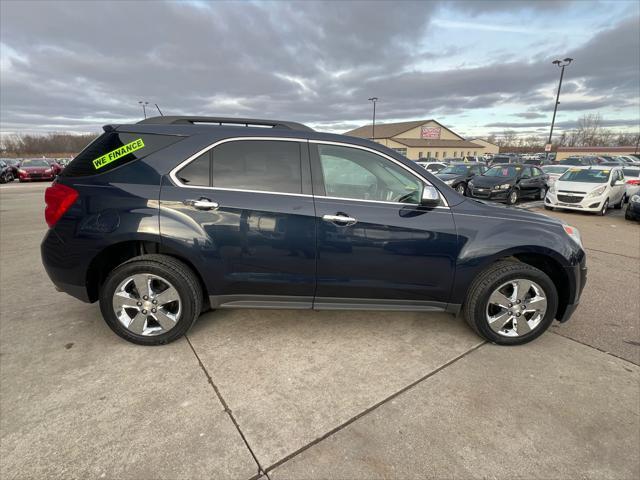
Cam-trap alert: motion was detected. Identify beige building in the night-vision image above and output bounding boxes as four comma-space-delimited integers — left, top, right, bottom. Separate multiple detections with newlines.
344, 119, 498, 160
468, 138, 500, 155
556, 146, 639, 161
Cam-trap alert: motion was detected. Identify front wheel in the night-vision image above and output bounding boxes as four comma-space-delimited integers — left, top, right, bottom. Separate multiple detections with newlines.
599, 199, 609, 216
463, 260, 558, 345
455, 183, 466, 195
506, 189, 519, 205
99, 254, 203, 345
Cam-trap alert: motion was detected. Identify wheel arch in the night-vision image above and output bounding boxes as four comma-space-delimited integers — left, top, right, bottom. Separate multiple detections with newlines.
85, 240, 209, 308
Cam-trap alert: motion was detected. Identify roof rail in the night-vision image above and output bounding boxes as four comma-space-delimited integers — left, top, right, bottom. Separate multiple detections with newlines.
137, 116, 314, 132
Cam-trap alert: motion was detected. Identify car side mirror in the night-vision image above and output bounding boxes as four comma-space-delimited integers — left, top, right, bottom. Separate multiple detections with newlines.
421, 185, 441, 207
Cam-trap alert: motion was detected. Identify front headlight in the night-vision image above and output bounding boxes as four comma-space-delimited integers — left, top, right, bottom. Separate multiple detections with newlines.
587, 185, 607, 198
494, 183, 511, 190
549, 184, 557, 194
631, 194, 640, 203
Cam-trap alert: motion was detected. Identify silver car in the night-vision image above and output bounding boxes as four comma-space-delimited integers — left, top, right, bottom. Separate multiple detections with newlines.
622, 167, 640, 200
541, 165, 570, 188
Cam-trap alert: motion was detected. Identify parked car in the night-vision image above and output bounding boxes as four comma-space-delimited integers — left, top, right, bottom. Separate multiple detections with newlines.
615, 156, 640, 165
416, 161, 447, 173
468, 163, 548, 205
557, 156, 593, 166
0, 160, 15, 183
2, 158, 21, 178
545, 166, 625, 215
436, 162, 488, 194
488, 154, 519, 165
524, 158, 553, 166
622, 167, 640, 200
41, 115, 587, 347
625, 194, 640, 221
541, 165, 570, 187
17, 159, 56, 182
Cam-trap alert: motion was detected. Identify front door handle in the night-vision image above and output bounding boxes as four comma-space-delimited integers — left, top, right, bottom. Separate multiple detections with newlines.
185, 198, 219, 210
322, 213, 358, 226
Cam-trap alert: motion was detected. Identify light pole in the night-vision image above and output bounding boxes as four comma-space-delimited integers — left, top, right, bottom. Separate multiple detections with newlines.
368, 97, 378, 140
138, 101, 149, 119
546, 58, 573, 158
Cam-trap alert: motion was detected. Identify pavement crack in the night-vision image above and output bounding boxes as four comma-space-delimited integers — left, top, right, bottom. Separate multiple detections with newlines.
185, 335, 269, 479
584, 247, 639, 260
263, 340, 486, 474
551, 330, 639, 366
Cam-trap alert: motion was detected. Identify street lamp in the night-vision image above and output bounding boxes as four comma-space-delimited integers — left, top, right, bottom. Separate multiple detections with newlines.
546, 58, 573, 157
368, 97, 378, 140
138, 101, 149, 119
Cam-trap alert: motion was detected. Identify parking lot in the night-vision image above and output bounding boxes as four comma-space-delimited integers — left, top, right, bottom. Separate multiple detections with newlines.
1, 181, 638, 479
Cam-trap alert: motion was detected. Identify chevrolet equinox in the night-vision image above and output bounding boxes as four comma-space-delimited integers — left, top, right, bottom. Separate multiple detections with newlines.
41, 116, 587, 346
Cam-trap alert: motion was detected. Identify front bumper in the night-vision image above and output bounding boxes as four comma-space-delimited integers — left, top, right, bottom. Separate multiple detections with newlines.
545, 191, 605, 212
558, 260, 588, 323
469, 187, 511, 201
19, 173, 55, 181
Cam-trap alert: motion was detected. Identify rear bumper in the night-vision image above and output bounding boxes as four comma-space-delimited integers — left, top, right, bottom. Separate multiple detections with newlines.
41, 229, 92, 303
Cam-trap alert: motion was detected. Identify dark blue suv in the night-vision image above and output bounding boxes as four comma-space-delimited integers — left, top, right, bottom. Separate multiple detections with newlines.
41, 116, 587, 346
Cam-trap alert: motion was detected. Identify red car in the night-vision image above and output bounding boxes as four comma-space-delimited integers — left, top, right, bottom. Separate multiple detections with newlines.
17, 159, 56, 182
45, 159, 64, 176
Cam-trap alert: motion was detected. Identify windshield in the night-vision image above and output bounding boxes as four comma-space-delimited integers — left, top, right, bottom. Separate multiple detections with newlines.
484, 165, 519, 177
559, 168, 611, 183
542, 166, 569, 174
21, 159, 49, 167
439, 164, 470, 175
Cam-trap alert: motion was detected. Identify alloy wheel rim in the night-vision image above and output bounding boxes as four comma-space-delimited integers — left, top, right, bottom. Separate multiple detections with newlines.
112, 273, 182, 336
485, 279, 547, 337
457, 184, 465, 194
510, 191, 517, 203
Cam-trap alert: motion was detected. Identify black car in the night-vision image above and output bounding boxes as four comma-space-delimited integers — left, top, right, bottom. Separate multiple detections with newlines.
489, 154, 520, 166
0, 160, 14, 183
2, 159, 21, 178
468, 163, 548, 205
41, 115, 586, 347
436, 162, 487, 195
625, 194, 640, 221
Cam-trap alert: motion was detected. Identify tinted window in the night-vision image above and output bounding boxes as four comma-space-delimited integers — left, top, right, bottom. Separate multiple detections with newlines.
63, 132, 183, 177
484, 165, 519, 177
318, 144, 422, 204
176, 152, 210, 186
622, 168, 640, 178
440, 164, 470, 175
212, 140, 302, 194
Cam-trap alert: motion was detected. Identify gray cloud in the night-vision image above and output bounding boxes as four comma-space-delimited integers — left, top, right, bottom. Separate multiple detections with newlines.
1, 1, 638, 135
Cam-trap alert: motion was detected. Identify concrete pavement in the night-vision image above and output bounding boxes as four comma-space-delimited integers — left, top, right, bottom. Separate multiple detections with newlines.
1, 182, 638, 479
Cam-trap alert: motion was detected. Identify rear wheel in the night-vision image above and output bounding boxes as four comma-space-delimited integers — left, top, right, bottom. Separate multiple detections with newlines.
99, 254, 203, 345
456, 183, 466, 195
463, 261, 558, 345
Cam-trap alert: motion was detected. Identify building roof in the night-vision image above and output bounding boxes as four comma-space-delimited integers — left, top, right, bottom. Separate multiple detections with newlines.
391, 138, 484, 148
344, 119, 428, 138
557, 146, 638, 152
470, 138, 499, 147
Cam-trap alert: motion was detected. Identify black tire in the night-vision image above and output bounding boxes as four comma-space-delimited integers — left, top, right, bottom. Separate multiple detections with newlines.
99, 254, 203, 346
455, 183, 466, 195
0, 175, 5, 184
544, 205, 553, 211
614, 194, 624, 209
463, 260, 558, 346
506, 189, 519, 205
599, 199, 609, 216
539, 187, 547, 200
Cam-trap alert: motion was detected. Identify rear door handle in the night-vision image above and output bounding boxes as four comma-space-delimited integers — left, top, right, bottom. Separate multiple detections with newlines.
322, 213, 358, 226
185, 198, 219, 210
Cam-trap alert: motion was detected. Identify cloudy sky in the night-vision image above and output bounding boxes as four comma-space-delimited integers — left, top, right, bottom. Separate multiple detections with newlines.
1, 0, 638, 139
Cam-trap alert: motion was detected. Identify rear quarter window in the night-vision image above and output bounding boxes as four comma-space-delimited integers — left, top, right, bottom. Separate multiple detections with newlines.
62, 132, 183, 177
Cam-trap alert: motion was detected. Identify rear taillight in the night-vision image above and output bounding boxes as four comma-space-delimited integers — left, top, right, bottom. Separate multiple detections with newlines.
45, 183, 78, 227
626, 179, 640, 185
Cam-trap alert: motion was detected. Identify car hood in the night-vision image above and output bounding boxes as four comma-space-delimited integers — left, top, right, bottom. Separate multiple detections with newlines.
458, 197, 563, 226
21, 166, 49, 171
555, 181, 606, 193
470, 176, 516, 187
437, 173, 465, 182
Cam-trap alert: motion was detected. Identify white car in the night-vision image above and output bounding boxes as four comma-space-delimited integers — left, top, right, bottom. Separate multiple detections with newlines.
416, 161, 447, 173
541, 164, 570, 187
622, 166, 640, 200
545, 166, 626, 215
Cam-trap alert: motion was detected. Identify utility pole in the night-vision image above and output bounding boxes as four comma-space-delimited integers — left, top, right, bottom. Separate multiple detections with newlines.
546, 58, 573, 159
368, 97, 378, 140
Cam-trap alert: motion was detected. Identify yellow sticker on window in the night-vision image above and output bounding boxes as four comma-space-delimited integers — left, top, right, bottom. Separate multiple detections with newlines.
93, 138, 145, 169
602, 170, 610, 174
569, 168, 581, 172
